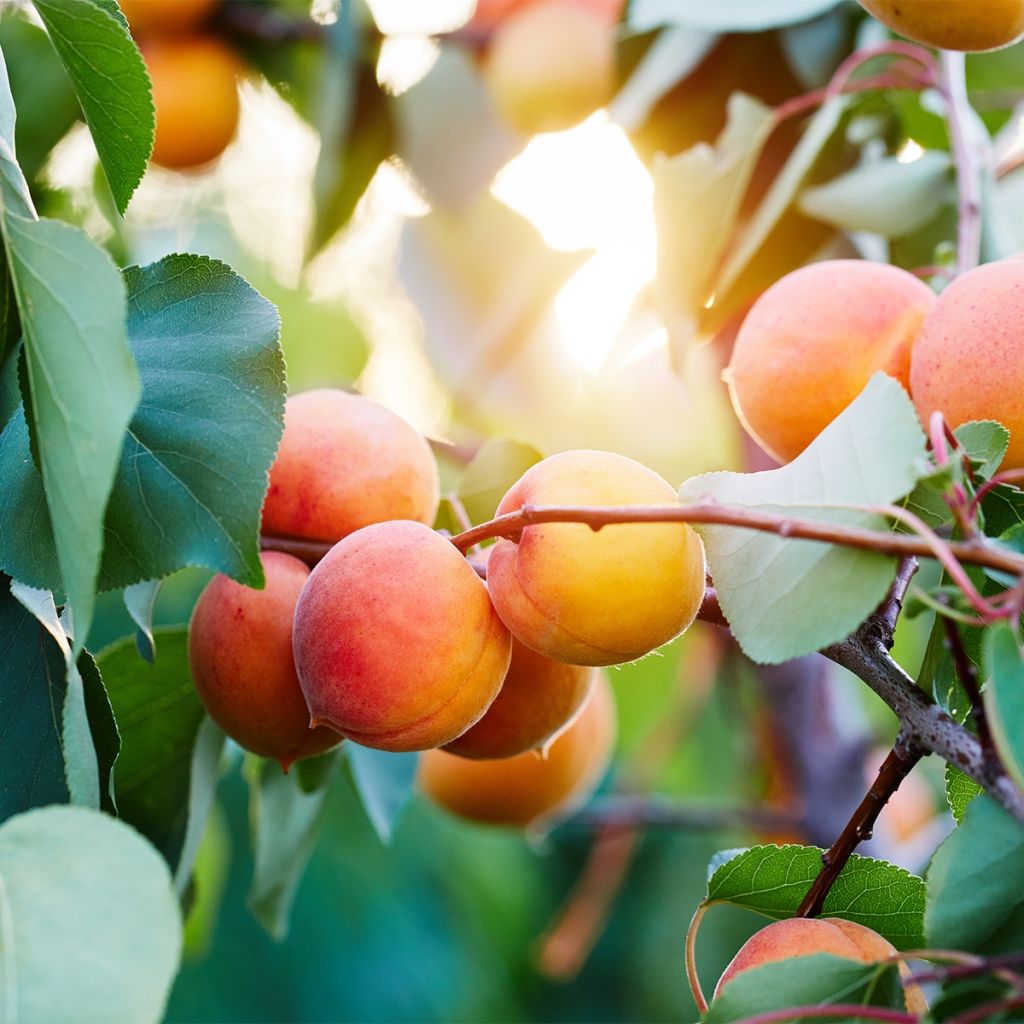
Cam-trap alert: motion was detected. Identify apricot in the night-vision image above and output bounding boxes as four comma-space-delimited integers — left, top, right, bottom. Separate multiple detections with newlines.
444, 638, 595, 759
293, 520, 511, 752
471, 0, 623, 31
262, 389, 440, 543
483, 3, 615, 135
726, 260, 936, 463
144, 36, 241, 169
858, 1, 1024, 52
419, 671, 616, 826
119, 0, 218, 37
715, 917, 926, 1013
188, 551, 341, 771
487, 450, 706, 666
911, 259, 1024, 470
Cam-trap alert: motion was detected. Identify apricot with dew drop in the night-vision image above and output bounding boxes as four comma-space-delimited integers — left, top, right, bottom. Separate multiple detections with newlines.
187, 551, 342, 771
262, 389, 440, 543
419, 671, 616, 826
858, 0, 1024, 52
293, 521, 512, 752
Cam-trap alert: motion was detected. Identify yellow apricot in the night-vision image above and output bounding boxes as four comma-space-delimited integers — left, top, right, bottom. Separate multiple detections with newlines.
859, 0, 1024, 52
262, 389, 440, 543
419, 671, 616, 826
483, 3, 615, 135
727, 260, 936, 463
911, 259, 1024, 470
119, 0, 217, 36
487, 450, 706, 666
144, 36, 241, 170
188, 551, 342, 771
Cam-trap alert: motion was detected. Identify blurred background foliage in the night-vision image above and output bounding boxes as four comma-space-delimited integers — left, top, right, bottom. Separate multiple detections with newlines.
8, 0, 1024, 1017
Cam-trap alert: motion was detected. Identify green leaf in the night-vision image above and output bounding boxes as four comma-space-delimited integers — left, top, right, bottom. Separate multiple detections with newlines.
630, 0, 843, 32
984, 624, 1024, 792
0, 44, 35, 219
0, 805, 181, 1022
96, 629, 214, 876
457, 438, 543, 525
705, 954, 902, 1023
347, 745, 417, 845
944, 762, 983, 825
956, 420, 1009, 481
246, 757, 334, 939
705, 844, 926, 949
0, 253, 284, 594
123, 578, 160, 662
32, 0, 154, 214
2, 211, 139, 651
926, 795, 1024, 953
679, 374, 927, 663
173, 716, 225, 897
798, 152, 953, 238
652, 93, 774, 362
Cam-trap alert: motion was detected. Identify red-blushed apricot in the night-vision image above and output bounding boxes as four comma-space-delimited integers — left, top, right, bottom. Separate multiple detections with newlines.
858, 0, 1024, 52
444, 638, 596, 759
262, 389, 440, 543
144, 36, 241, 170
911, 259, 1024, 470
727, 260, 936, 463
483, 3, 615, 135
293, 521, 511, 752
715, 917, 927, 1013
119, 0, 218, 36
487, 450, 706, 666
188, 551, 342, 771
419, 671, 616, 826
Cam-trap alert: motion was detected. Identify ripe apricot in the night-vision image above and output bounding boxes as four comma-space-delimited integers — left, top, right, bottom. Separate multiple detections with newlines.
911, 259, 1024, 470
419, 671, 616, 826
144, 36, 241, 169
119, 0, 217, 37
715, 917, 926, 1013
727, 260, 936, 463
293, 521, 511, 752
188, 551, 342, 771
487, 450, 706, 666
444, 638, 595, 759
483, 3, 615, 135
262, 389, 440, 543
471, 0, 623, 31
858, 1, 1024, 52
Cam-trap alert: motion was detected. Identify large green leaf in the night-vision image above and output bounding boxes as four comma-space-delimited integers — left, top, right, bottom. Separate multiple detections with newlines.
984, 624, 1024, 792
32, 0, 154, 214
0, 44, 34, 219
3, 211, 139, 651
705, 844, 926, 950
346, 745, 417, 845
0, 805, 180, 1022
679, 374, 927, 662
0, 253, 285, 594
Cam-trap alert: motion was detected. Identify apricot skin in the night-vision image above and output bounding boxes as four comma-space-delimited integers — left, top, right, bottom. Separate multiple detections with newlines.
483, 3, 615, 135
444, 638, 595, 759
859, 1, 1024, 52
419, 671, 616, 826
715, 917, 926, 1013
262, 390, 440, 543
911, 260, 1024, 470
487, 450, 706, 667
119, 0, 218, 36
187, 552, 342, 771
293, 521, 512, 752
144, 36, 241, 170
727, 260, 936, 463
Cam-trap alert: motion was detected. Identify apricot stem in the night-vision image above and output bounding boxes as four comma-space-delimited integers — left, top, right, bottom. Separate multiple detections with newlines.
685, 903, 710, 1014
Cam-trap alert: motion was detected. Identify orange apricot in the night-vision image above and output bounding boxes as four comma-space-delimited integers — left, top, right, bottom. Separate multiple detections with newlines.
144, 36, 241, 169
262, 389, 440, 543
858, 0, 1024, 52
293, 521, 511, 752
911, 259, 1024, 470
483, 3, 615, 135
444, 638, 596, 759
726, 260, 936, 463
419, 671, 616, 826
119, 0, 218, 36
471, 0, 623, 31
187, 551, 342, 771
487, 450, 706, 666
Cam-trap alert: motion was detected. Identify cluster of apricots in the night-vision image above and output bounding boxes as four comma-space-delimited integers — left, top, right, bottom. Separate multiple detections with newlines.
187, 388, 707, 826
726, 256, 1024, 469
119, 0, 241, 170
